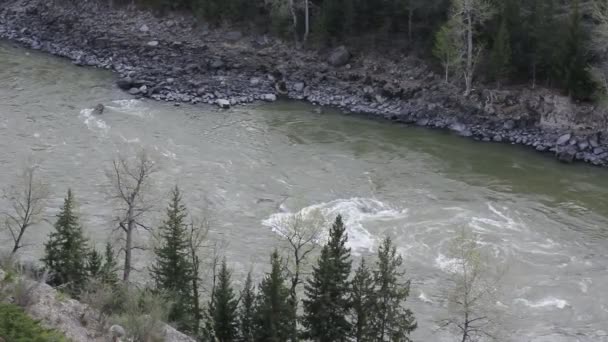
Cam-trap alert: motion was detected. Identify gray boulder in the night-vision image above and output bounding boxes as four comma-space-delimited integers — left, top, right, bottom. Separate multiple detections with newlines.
216, 99, 230, 108
139, 24, 149, 33
147, 40, 159, 47
128, 87, 140, 95
225, 31, 243, 42
293, 82, 305, 92
262, 94, 277, 102
557, 145, 577, 163
93, 103, 104, 115
116, 77, 133, 90
328, 46, 350, 67
556, 133, 571, 146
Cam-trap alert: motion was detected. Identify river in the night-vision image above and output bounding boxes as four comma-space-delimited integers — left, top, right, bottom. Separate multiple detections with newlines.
1, 41, 608, 341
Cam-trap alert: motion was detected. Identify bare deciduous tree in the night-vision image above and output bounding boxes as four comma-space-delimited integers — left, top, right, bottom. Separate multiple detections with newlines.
270, 210, 325, 304
439, 228, 503, 342
2, 163, 49, 256
106, 150, 157, 283
187, 214, 211, 336
448, 0, 494, 96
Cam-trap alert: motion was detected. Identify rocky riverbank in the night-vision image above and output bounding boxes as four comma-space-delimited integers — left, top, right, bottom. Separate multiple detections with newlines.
1, 0, 608, 166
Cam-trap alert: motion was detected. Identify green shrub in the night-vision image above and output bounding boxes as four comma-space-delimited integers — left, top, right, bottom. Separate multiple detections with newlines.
0, 303, 68, 342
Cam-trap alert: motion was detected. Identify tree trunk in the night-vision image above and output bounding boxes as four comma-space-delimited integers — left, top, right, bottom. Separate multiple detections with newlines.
408, 8, 413, 41
303, 0, 309, 43
289, 0, 299, 44
465, 5, 474, 96
123, 225, 132, 282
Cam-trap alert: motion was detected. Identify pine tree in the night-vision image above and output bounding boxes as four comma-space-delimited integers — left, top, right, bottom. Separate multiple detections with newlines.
253, 250, 295, 342
210, 259, 239, 342
42, 189, 89, 296
370, 237, 417, 342
490, 17, 512, 87
100, 242, 119, 286
239, 271, 255, 342
87, 248, 103, 278
150, 186, 194, 332
302, 215, 352, 342
350, 258, 375, 342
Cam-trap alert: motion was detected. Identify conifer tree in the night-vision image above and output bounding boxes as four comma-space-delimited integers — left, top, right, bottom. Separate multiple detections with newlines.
210, 258, 239, 342
150, 186, 194, 332
370, 237, 417, 341
490, 17, 512, 87
350, 258, 376, 342
253, 250, 295, 342
302, 215, 352, 342
42, 189, 89, 296
87, 248, 103, 278
100, 242, 119, 286
239, 271, 255, 342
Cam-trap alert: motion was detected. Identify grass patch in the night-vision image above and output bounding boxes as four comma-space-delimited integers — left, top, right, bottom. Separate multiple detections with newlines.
0, 302, 68, 342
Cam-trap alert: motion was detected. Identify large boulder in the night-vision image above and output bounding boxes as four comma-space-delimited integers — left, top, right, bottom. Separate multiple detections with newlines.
328, 46, 350, 67
556, 133, 571, 146
556, 145, 577, 163
116, 77, 133, 90
216, 99, 230, 108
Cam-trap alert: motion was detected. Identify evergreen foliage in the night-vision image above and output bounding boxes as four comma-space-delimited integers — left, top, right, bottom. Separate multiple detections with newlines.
253, 250, 295, 342
302, 215, 352, 342
210, 259, 239, 342
370, 237, 417, 342
239, 271, 256, 342
100, 242, 119, 286
42, 189, 89, 296
0, 303, 68, 342
350, 258, 376, 342
87, 248, 103, 278
150, 186, 195, 332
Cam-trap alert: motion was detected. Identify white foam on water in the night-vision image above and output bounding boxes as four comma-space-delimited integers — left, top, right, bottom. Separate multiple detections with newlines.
434, 253, 461, 273
108, 99, 151, 118
119, 134, 141, 144
33, 132, 40, 138
515, 297, 569, 309
419, 291, 433, 303
262, 197, 407, 252
470, 203, 522, 234
80, 108, 110, 136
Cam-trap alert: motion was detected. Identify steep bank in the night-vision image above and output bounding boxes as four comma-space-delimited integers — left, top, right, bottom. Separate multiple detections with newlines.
1, 0, 608, 166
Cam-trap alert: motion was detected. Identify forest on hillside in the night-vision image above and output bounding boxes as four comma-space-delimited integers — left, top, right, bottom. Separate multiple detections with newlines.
111, 0, 608, 101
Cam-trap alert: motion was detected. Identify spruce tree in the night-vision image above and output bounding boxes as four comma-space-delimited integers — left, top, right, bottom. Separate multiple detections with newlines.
350, 258, 375, 342
42, 189, 89, 296
253, 250, 295, 342
239, 271, 255, 342
371, 237, 417, 342
100, 242, 119, 286
302, 215, 352, 342
87, 248, 103, 278
490, 17, 512, 87
210, 259, 239, 342
150, 186, 194, 332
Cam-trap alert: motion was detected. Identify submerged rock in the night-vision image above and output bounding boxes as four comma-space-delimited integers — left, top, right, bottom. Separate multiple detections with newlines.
93, 103, 104, 115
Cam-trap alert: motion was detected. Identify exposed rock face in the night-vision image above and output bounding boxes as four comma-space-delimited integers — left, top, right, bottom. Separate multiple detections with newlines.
0, 269, 196, 342
0, 0, 607, 166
